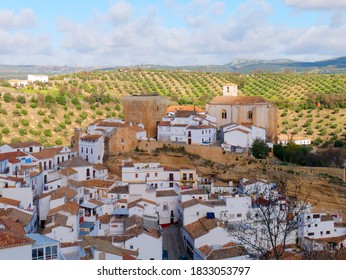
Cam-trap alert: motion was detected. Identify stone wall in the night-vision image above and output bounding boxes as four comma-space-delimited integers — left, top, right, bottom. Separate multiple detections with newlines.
122, 95, 169, 138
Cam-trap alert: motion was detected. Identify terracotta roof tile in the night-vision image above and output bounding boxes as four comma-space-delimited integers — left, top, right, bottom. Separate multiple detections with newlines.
60, 167, 78, 176
82, 236, 138, 257
80, 134, 103, 141
0, 217, 26, 235
0, 197, 21, 207
48, 201, 79, 216
156, 190, 178, 197
31, 147, 62, 159
209, 95, 270, 105
109, 185, 129, 194
0, 230, 34, 249
8, 141, 42, 149
39, 187, 77, 201
198, 244, 248, 260
167, 105, 205, 113
127, 198, 156, 209
0, 151, 28, 162
0, 208, 33, 229
78, 179, 115, 189
184, 217, 224, 239
93, 163, 107, 170
59, 156, 92, 168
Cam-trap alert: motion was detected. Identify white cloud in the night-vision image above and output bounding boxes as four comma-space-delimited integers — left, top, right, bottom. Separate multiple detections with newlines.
0, 8, 36, 29
285, 0, 346, 9
52, 0, 346, 66
0, 8, 51, 61
108, 0, 132, 24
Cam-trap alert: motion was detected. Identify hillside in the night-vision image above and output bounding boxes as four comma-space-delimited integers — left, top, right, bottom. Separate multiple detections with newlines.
0, 70, 345, 147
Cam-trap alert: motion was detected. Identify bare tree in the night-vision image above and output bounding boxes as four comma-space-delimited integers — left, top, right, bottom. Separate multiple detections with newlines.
227, 174, 317, 260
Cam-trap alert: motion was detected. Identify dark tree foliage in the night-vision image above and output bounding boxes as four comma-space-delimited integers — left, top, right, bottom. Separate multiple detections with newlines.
251, 139, 269, 159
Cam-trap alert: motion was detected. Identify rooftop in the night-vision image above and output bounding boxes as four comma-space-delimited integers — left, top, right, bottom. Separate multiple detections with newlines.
208, 95, 270, 105
0, 230, 34, 249
184, 217, 224, 239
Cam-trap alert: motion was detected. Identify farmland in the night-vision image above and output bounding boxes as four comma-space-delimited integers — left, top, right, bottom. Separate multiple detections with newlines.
0, 70, 345, 147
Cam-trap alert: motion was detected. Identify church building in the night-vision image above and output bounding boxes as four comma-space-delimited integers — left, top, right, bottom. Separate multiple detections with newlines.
206, 83, 277, 141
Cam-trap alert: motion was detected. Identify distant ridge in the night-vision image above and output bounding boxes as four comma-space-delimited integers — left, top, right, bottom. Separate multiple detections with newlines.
1, 56, 346, 79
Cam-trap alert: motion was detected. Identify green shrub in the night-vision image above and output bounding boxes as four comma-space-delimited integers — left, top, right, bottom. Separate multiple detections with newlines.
21, 109, 28, 115
37, 109, 45, 116
43, 129, 52, 137
30, 103, 38, 109
12, 122, 19, 128
0, 108, 7, 115
58, 122, 66, 129
3, 93, 14, 102
55, 138, 63, 145
17, 95, 26, 104
20, 119, 30, 126
19, 128, 27, 136
16, 103, 22, 109
2, 127, 10, 134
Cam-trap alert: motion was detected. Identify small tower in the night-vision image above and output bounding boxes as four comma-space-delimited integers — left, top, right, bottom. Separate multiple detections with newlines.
223, 83, 238, 96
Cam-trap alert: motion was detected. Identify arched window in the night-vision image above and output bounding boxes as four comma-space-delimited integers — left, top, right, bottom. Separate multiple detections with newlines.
248, 111, 253, 120
221, 110, 227, 119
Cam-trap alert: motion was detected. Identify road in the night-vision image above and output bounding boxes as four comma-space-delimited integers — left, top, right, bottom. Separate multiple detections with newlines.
162, 224, 188, 260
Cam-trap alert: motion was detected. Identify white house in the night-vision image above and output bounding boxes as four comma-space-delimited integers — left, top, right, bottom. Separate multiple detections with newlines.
78, 134, 104, 164
221, 124, 268, 152
111, 215, 162, 260
157, 110, 217, 145
186, 125, 217, 145
28, 74, 49, 83
43, 201, 80, 243
182, 217, 235, 260
278, 135, 312, 146
81, 235, 138, 260
0, 230, 34, 260
195, 243, 249, 260
156, 190, 179, 226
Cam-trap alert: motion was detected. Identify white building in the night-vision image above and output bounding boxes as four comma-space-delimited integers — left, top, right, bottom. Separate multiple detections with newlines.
0, 230, 34, 260
78, 134, 104, 164
278, 135, 312, 146
221, 124, 268, 152
182, 217, 237, 260
28, 74, 49, 83
156, 190, 179, 226
111, 215, 162, 260
157, 111, 217, 145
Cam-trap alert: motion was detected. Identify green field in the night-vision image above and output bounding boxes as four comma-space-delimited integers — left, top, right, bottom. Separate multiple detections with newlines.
0, 70, 345, 147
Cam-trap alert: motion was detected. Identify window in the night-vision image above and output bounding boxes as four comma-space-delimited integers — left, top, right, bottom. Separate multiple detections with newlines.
155, 173, 158, 177
130, 245, 134, 249
81, 147, 84, 153
315, 224, 318, 227
196, 212, 199, 216
248, 111, 253, 120
221, 110, 227, 119
32, 247, 44, 260
135, 173, 138, 178
45, 245, 58, 260
326, 231, 330, 234
86, 148, 88, 153
91, 148, 93, 154
147, 173, 150, 178
308, 232, 314, 236
320, 231, 323, 235
237, 213, 242, 218
313, 214, 320, 219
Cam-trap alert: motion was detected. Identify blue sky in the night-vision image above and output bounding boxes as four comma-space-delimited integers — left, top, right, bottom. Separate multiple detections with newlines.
1, 0, 346, 66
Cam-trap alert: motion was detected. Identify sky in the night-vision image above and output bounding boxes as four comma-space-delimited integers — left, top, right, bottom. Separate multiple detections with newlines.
1, 0, 346, 66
